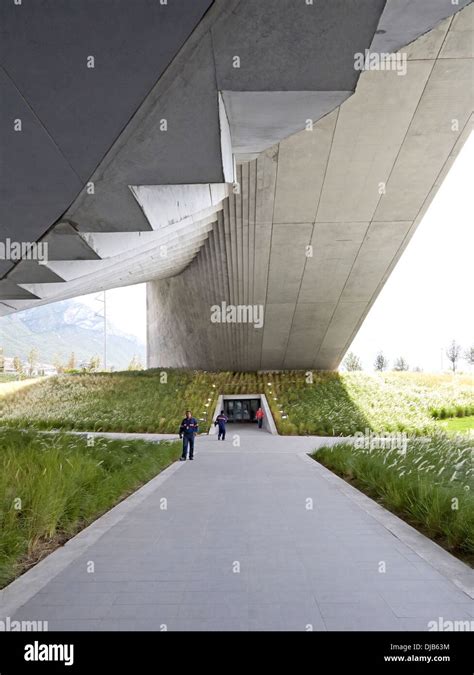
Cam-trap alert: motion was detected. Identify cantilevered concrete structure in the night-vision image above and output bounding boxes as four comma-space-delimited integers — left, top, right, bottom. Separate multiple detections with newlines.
1, 1, 473, 370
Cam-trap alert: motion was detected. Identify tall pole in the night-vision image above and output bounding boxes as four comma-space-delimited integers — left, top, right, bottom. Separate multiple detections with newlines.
93, 292, 107, 372
103, 290, 107, 371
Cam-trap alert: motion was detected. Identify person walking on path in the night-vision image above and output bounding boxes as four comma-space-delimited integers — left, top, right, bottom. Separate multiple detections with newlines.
179, 410, 199, 460
256, 407, 264, 429
214, 410, 228, 440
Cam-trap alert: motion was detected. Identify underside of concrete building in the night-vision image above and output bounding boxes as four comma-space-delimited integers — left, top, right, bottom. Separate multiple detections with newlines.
1, 0, 473, 370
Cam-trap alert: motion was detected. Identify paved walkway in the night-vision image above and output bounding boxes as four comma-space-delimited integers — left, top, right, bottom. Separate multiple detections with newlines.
7, 428, 473, 631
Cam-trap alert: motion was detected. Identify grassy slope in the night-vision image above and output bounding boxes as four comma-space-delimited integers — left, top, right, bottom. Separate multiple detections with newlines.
313, 435, 474, 562
0, 374, 18, 383
435, 415, 474, 433
286, 371, 474, 435
0, 377, 47, 398
0, 429, 181, 588
0, 370, 472, 436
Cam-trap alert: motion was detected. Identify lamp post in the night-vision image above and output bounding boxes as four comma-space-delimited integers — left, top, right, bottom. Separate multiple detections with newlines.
94, 291, 107, 371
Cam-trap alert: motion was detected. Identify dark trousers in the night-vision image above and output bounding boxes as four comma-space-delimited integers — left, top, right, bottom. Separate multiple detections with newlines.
218, 426, 226, 440
257, 418, 263, 428
181, 433, 195, 459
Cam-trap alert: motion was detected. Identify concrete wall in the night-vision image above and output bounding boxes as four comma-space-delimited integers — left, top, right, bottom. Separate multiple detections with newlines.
147, 4, 474, 370
2, 1, 472, 368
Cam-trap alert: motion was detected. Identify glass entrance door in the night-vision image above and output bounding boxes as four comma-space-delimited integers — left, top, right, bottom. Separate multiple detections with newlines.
233, 400, 243, 421
224, 399, 260, 423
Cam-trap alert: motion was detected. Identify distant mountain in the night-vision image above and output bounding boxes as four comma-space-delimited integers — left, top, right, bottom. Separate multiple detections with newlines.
0, 299, 145, 370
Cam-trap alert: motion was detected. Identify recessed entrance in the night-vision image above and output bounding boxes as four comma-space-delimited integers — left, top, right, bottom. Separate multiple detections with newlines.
224, 398, 260, 423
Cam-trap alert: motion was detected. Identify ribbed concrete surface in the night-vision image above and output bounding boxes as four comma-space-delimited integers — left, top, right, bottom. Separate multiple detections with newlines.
147, 5, 474, 370
2, 1, 472, 332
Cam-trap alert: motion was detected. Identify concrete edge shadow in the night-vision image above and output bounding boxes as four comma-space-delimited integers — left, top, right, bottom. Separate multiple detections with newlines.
0, 460, 184, 618
299, 452, 474, 599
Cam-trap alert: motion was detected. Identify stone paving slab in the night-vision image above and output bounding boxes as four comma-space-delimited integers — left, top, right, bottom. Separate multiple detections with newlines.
3, 427, 473, 631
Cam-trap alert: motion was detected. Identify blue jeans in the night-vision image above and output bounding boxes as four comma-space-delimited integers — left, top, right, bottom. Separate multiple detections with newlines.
181, 433, 195, 459
218, 425, 226, 440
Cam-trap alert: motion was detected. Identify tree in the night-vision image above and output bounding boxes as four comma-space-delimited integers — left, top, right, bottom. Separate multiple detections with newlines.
0, 347, 4, 373
393, 356, 409, 371
127, 355, 144, 371
52, 354, 64, 374
374, 351, 388, 371
66, 352, 76, 370
13, 356, 23, 377
27, 348, 39, 376
464, 346, 474, 367
446, 340, 461, 373
88, 355, 101, 372
343, 352, 362, 371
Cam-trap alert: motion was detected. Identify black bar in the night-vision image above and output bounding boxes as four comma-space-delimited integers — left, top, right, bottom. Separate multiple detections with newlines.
0, 631, 472, 673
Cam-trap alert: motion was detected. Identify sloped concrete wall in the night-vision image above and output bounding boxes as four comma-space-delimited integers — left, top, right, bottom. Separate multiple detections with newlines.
147, 6, 474, 371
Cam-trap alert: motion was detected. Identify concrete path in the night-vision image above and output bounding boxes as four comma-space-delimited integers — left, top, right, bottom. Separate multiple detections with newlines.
7, 428, 473, 631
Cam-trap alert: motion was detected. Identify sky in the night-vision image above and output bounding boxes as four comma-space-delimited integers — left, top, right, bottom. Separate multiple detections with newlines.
347, 131, 473, 372
76, 132, 473, 373
79, 285, 147, 345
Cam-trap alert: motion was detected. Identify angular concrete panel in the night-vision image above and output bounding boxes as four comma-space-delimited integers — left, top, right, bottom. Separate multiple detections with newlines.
0, 69, 83, 250
315, 62, 433, 223
222, 91, 349, 160
370, 0, 472, 55
273, 111, 338, 225
42, 223, 100, 261
7, 262, 65, 285
0, 0, 213, 181
0, 281, 39, 300
146, 7, 473, 371
439, 3, 474, 58
340, 221, 413, 303
65, 34, 227, 234
404, 17, 451, 60
212, 0, 386, 91
283, 302, 335, 369
260, 303, 295, 371
266, 224, 313, 305
317, 301, 369, 357
374, 59, 474, 221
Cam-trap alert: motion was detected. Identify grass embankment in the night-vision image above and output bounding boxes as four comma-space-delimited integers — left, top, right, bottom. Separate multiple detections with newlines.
313, 435, 474, 564
0, 370, 214, 434
0, 373, 18, 383
0, 370, 472, 436
279, 371, 473, 435
0, 429, 181, 588
436, 416, 474, 434
0, 377, 46, 398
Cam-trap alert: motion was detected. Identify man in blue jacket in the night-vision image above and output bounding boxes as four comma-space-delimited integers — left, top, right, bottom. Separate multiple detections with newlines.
179, 410, 199, 461
214, 410, 228, 440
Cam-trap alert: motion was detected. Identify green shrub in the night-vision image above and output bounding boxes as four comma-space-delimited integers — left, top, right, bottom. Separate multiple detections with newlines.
1, 370, 473, 437
313, 434, 474, 558
0, 429, 181, 588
